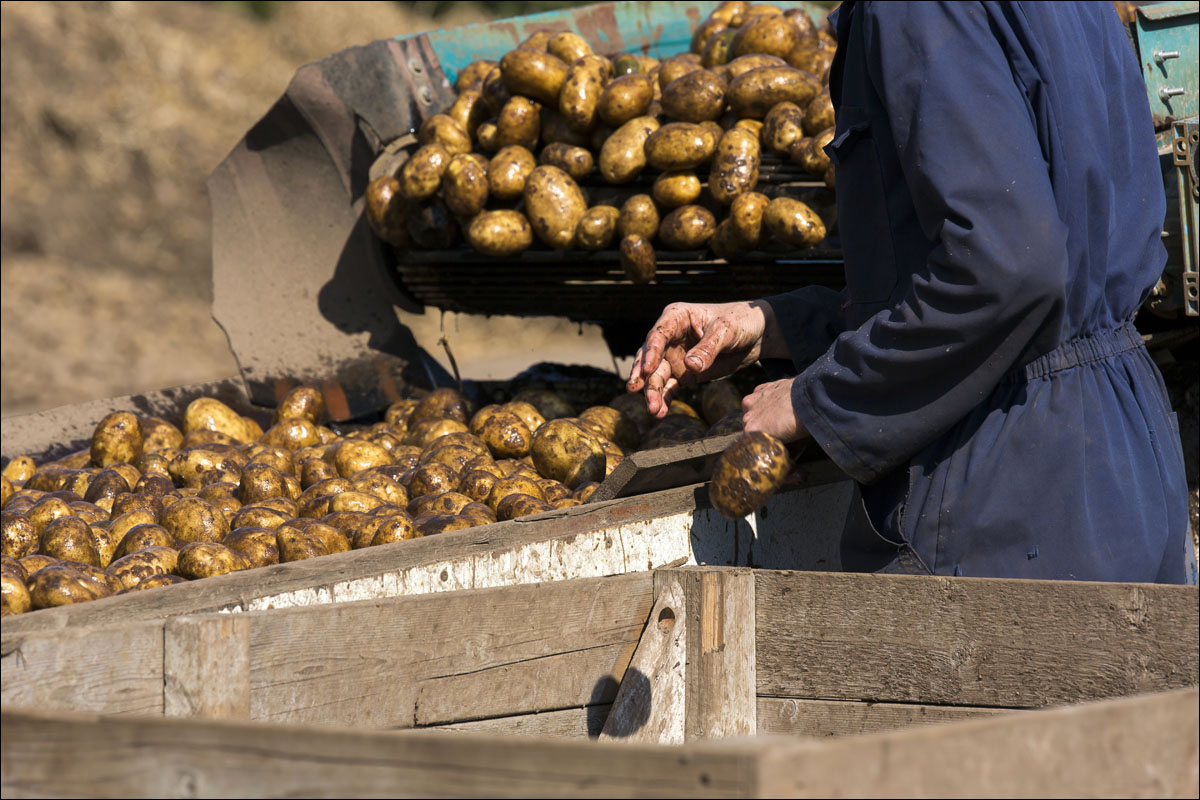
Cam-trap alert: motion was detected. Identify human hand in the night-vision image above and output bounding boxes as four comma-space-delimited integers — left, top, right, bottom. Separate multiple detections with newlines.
742, 377, 810, 444
626, 301, 776, 418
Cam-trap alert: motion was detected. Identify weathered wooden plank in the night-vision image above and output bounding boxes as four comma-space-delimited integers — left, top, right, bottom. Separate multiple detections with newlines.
755, 570, 1200, 708
600, 581, 686, 744
753, 687, 1200, 798
245, 573, 655, 728
593, 434, 740, 501
673, 567, 756, 741
426, 705, 611, 739
0, 708, 752, 799
0, 623, 164, 717
163, 615, 250, 719
756, 697, 1012, 737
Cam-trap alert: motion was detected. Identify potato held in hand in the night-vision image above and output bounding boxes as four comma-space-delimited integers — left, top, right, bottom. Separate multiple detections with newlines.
709, 432, 790, 519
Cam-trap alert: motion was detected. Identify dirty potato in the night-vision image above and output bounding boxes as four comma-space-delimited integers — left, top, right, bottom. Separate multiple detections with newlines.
106, 546, 178, 591
803, 87, 834, 135
547, 31, 592, 65
644, 123, 717, 171
496, 494, 554, 521
486, 475, 547, 512
419, 114, 472, 156
477, 411, 533, 459
496, 95, 541, 150
790, 126, 834, 175
365, 177, 410, 248
39, 516, 102, 567
620, 235, 656, 284
651, 171, 702, 210
559, 54, 611, 132
500, 48, 570, 105
617, 194, 661, 240
530, 419, 606, 489
398, 144, 452, 202
658, 205, 717, 250
371, 514, 420, 546
2, 511, 38, 559
574, 206, 620, 251
599, 116, 660, 184
729, 191, 770, 248
709, 432, 790, 518
467, 210, 533, 257
524, 165, 587, 249
597, 73, 654, 127
175, 542, 248, 579
728, 66, 820, 119
160, 497, 230, 545
184, 398, 255, 444
113, 522, 175, 560
701, 29, 738, 69
488, 145, 537, 201
732, 13, 799, 59
442, 153, 490, 218
538, 142, 594, 181
709, 127, 761, 205
763, 196, 826, 248
91, 412, 143, 468
661, 69, 727, 123
27, 562, 111, 609
455, 59, 497, 93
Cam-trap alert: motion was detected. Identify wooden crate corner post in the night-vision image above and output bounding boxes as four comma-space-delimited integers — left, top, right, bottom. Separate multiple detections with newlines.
163, 613, 250, 720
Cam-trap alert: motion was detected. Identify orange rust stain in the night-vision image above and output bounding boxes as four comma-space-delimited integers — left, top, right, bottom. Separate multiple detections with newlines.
578, 3, 624, 56
373, 356, 403, 404
273, 378, 297, 405
322, 379, 351, 422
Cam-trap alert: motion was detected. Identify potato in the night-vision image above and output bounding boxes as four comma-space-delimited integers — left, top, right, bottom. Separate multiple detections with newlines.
546, 31, 592, 65
365, 175, 411, 248
138, 416, 184, 454
408, 463, 460, 499
496, 459, 539, 478
90, 412, 143, 468
476, 411, 533, 459
106, 546, 178, 591
699, 380, 743, 426
229, 501, 288, 530
419, 114, 472, 156
160, 497, 230, 545
729, 191, 769, 248
487, 145, 536, 201
789, 125, 833, 173
659, 205, 717, 250
496, 95, 541, 150
803, 87, 834, 135
456, 59, 497, 93
512, 390, 574, 421
571, 482, 599, 502
114, 522, 175, 560
464, 210, 532, 258
540, 109, 591, 149
352, 473, 409, 507
658, 55, 702, 90
261, 418, 320, 452
404, 418, 470, 449
385, 399, 418, 429
128, 573, 187, 592
500, 48, 568, 104
486, 474, 547, 511
236, 463, 287, 505
325, 440, 390, 480
732, 13, 799, 59
459, 469, 500, 504
690, 16, 729, 55
763, 196, 826, 248
530, 419, 606, 489
475, 120, 500, 153
409, 492, 474, 518
661, 69, 727, 123
422, 444, 481, 474
620, 235, 656, 284
371, 514, 420, 546
414, 515, 477, 536
397, 144, 451, 203
175, 541, 248, 579
720, 54, 787, 83
304, 520, 351, 555
447, 89, 489, 141
2, 511, 38, 559
728, 66, 820, 119
1, 568, 31, 615
413, 387, 471, 425
709, 127, 761, 205
535, 143, 592, 182
559, 54, 611, 132
185, 398, 252, 443
786, 42, 834, 78
28, 562, 111, 608
574, 205, 620, 251
37, 516, 99, 566
599, 116, 660, 184
496, 494, 554, 521
524, 166, 587, 249
650, 171, 701, 210
437, 156, 488, 219
2, 455, 35, 483
481, 65, 512, 116
761, 101, 806, 155
324, 491, 380, 514
643, 122, 716, 170
708, 410, 745, 436
709, 432, 790, 518
597, 73, 654, 127
617, 194, 661, 240
701, 29, 738, 69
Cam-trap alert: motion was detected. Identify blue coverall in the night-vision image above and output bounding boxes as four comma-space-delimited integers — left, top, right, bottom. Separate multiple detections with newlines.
766, 1, 1190, 582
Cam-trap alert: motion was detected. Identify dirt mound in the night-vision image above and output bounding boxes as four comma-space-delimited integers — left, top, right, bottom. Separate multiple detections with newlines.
0, 0, 488, 416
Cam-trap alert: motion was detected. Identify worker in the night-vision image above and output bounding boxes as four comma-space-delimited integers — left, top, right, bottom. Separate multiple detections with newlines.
627, 1, 1194, 584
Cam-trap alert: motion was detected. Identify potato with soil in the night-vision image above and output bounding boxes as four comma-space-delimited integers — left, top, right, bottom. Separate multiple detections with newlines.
467, 210, 533, 257
701, 29, 738, 69
496, 95, 541, 150
574, 206, 620, 251
538, 143, 593, 181
761, 101, 806, 155
477, 410, 534, 459
2, 455, 35, 483
160, 497, 230, 545
456, 59, 497, 93
547, 31, 592, 65
620, 235, 656, 284
419, 113, 472, 156
559, 54, 611, 132
616, 194, 660, 241
524, 166, 587, 249
184, 398, 255, 444
1, 567, 31, 615
709, 432, 791, 519
27, 562, 111, 608
442, 153, 490, 218
496, 494, 554, 521
643, 123, 717, 171
579, 406, 640, 451
599, 116, 660, 184
530, 420, 606, 489
486, 475, 547, 512
365, 178, 410, 247
371, 514, 420, 546
661, 69, 727, 123
106, 546, 178, 591
487, 145, 536, 200
709, 127, 761, 205
728, 66, 821, 119
729, 191, 770, 248
732, 12, 800, 59
790, 127, 834, 176
398, 144, 452, 203
39, 516, 102, 567
597, 73, 654, 127
2, 511, 38, 559
175, 542, 247, 580
764, 196, 826, 248
652, 171, 702, 210
700, 380, 744, 426
658, 205, 717, 250
411, 387, 472, 426
500, 48, 570, 105
91, 411, 143, 468
223, 527, 280, 568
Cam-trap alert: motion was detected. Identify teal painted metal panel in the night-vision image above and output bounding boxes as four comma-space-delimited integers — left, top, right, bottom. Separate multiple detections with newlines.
1134, 1, 1199, 148
412, 1, 831, 87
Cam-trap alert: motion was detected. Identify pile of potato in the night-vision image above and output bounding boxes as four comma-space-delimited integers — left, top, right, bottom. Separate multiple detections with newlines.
366, 0, 837, 283
1, 380, 747, 615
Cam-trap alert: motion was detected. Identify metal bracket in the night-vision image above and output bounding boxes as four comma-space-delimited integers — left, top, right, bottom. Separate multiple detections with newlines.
1175, 118, 1199, 316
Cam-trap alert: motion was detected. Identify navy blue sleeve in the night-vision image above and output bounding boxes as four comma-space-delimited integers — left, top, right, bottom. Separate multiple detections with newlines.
764, 286, 848, 371
794, 1, 1070, 484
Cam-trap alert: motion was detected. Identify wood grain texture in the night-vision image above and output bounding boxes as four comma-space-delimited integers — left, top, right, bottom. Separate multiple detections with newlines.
1, 622, 164, 717
0, 708, 752, 799
244, 573, 655, 728
756, 697, 1012, 737
753, 687, 1200, 798
593, 434, 741, 501
423, 705, 611, 739
600, 581, 686, 744
755, 570, 1200, 708
164, 615, 250, 719
671, 567, 756, 741
0, 485, 703, 634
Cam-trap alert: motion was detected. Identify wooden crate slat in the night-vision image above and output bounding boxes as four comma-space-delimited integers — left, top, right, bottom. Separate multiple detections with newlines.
1, 622, 165, 717
755, 570, 1200, 708
755, 697, 1012, 738
422, 705, 611, 739
245, 573, 655, 728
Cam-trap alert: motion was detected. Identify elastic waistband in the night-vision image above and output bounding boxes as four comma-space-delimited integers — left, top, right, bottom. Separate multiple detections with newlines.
1008, 322, 1145, 382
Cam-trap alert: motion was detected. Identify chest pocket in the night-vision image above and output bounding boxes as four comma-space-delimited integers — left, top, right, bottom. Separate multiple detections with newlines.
826, 106, 898, 306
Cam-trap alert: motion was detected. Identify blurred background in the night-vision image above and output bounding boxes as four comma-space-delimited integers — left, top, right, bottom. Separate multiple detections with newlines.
0, 0, 587, 418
